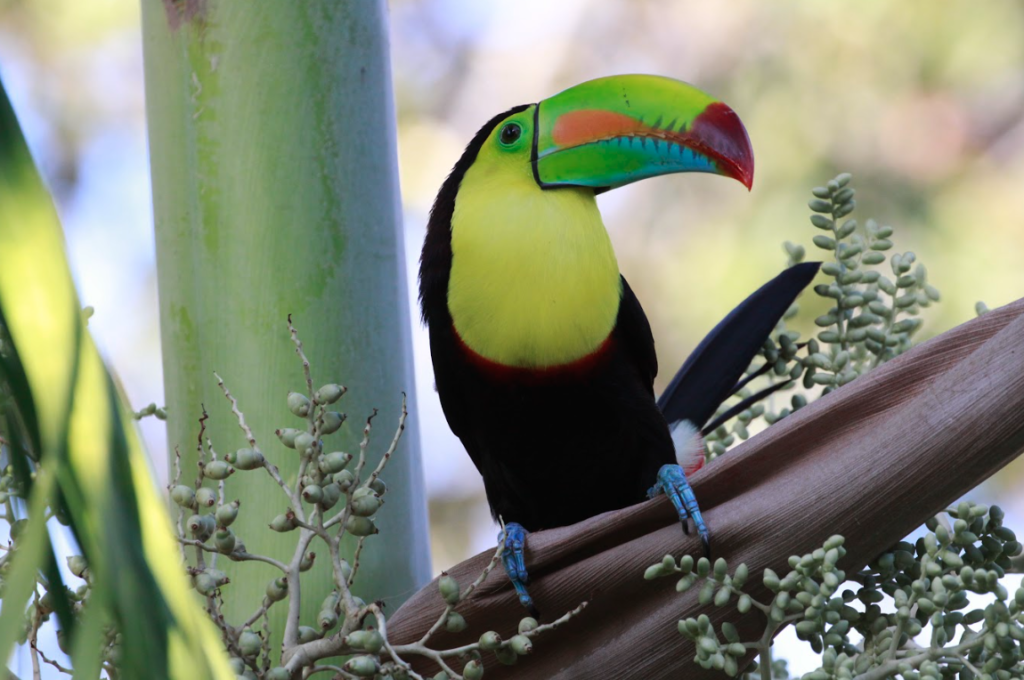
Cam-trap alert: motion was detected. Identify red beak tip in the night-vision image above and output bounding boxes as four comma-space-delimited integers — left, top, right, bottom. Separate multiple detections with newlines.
695, 102, 755, 191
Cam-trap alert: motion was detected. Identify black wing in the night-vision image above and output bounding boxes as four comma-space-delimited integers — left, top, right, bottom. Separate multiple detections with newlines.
657, 262, 821, 429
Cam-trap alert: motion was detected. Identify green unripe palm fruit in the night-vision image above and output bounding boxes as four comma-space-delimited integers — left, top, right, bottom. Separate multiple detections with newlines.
320, 590, 340, 613
334, 470, 356, 491
265, 668, 290, 680
518, 617, 538, 634
170, 485, 195, 507
351, 491, 382, 517
227, 448, 264, 470
319, 451, 352, 474
320, 411, 346, 435
361, 631, 384, 654
238, 630, 262, 658
479, 631, 502, 650
733, 563, 748, 588
214, 529, 236, 554
318, 609, 338, 631
320, 483, 342, 510
297, 626, 321, 643
438, 573, 460, 605
463, 660, 484, 680
194, 573, 219, 595
188, 514, 216, 541
205, 568, 228, 585
293, 432, 315, 456
277, 428, 302, 448
510, 634, 533, 655
445, 611, 467, 633
269, 514, 297, 532
300, 552, 316, 572
343, 656, 378, 678
216, 501, 240, 527
345, 630, 369, 649
203, 461, 234, 480
67, 555, 88, 578
644, 563, 666, 580
346, 516, 377, 537
266, 577, 288, 603
195, 487, 217, 508
287, 391, 311, 417
302, 484, 323, 504
317, 384, 345, 404
346, 630, 383, 654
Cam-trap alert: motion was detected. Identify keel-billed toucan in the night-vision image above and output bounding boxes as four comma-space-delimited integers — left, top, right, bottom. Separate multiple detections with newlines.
419, 75, 819, 613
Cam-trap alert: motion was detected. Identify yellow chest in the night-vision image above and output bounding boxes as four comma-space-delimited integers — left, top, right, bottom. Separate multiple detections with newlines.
448, 178, 621, 369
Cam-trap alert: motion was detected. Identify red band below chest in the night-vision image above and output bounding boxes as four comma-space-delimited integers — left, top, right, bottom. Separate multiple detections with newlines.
452, 326, 615, 385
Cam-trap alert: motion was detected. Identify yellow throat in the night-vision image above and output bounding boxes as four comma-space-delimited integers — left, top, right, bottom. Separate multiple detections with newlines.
448, 148, 621, 369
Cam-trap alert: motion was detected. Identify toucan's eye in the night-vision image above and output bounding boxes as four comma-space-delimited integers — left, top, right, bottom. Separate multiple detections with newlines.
499, 123, 522, 146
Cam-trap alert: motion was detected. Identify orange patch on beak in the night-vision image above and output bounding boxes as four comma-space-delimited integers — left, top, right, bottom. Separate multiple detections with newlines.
550, 110, 644, 148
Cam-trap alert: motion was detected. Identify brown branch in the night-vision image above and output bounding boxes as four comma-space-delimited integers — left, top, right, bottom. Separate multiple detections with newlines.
387, 298, 1024, 679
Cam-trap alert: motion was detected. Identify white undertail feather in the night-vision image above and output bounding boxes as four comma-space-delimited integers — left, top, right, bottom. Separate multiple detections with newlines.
670, 419, 705, 475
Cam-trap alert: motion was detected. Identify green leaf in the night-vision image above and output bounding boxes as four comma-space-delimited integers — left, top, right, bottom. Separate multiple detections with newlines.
70, 583, 108, 680
0, 72, 233, 680
0, 464, 57, 665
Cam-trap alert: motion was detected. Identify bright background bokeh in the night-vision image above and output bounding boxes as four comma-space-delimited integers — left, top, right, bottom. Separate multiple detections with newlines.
2, 1, 1023, 675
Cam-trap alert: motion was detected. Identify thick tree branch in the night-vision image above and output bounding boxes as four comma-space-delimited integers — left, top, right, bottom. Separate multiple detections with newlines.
389, 298, 1024, 679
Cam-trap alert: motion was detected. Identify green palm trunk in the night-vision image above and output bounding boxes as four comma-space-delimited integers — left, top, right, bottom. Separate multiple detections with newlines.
141, 0, 430, 653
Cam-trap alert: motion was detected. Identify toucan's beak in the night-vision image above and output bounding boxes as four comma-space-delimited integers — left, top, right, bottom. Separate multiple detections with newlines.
532, 74, 754, 191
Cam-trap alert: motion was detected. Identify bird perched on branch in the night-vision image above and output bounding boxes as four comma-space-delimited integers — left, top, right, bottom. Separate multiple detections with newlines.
419, 74, 818, 614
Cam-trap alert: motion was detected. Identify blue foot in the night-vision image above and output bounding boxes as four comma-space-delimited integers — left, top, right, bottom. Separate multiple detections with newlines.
499, 522, 540, 617
649, 464, 710, 556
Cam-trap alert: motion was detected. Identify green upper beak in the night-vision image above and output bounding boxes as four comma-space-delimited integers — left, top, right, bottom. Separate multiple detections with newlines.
531, 74, 754, 191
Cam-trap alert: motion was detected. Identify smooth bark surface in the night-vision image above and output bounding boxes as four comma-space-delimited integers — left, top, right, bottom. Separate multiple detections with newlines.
391, 298, 1024, 679
141, 0, 430, 651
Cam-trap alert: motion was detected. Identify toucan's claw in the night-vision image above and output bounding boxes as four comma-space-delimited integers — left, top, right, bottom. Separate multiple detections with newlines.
650, 464, 710, 557
500, 523, 540, 618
